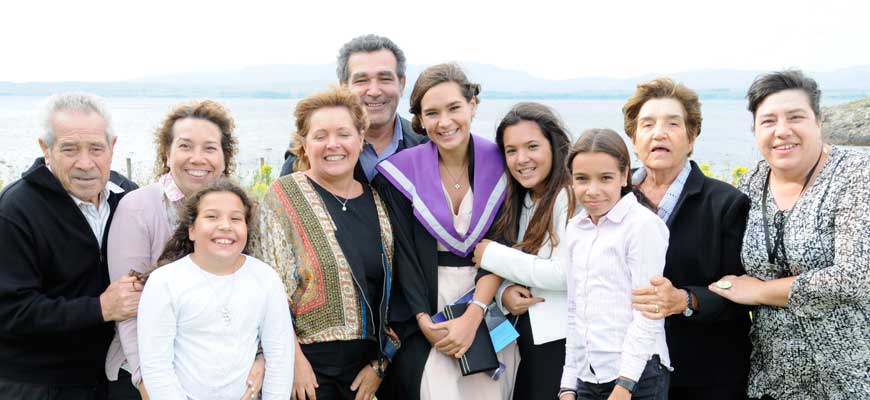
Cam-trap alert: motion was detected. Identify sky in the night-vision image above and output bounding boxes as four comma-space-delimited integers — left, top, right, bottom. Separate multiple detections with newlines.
2, 0, 868, 82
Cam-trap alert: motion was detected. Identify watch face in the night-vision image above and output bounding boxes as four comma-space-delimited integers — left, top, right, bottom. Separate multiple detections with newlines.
683, 307, 694, 317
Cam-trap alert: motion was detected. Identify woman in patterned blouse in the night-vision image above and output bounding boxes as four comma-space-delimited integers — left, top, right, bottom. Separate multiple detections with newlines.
710, 70, 870, 399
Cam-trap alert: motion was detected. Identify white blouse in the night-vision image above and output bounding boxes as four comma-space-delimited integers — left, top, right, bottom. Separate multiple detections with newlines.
138, 255, 294, 400
559, 193, 671, 387
480, 189, 571, 344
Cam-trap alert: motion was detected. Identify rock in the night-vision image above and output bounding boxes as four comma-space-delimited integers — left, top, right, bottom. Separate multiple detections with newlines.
823, 98, 870, 146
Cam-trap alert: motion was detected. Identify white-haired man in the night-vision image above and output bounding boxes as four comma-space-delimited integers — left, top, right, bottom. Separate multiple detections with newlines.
0, 93, 141, 400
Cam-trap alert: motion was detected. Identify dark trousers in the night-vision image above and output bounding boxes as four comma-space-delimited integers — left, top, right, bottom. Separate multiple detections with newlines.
670, 384, 748, 400
302, 340, 377, 400
107, 370, 141, 400
512, 313, 565, 400
0, 378, 107, 400
575, 356, 669, 400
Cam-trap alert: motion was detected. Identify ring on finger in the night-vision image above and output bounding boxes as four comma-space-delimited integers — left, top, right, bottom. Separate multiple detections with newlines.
654, 304, 660, 313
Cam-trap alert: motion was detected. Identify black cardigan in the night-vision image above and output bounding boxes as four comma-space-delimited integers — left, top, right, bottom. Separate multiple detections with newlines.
661, 161, 752, 388
0, 158, 135, 384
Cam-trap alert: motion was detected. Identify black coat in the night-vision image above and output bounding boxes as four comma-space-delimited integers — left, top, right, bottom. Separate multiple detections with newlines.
661, 161, 752, 389
279, 116, 428, 181
0, 158, 136, 384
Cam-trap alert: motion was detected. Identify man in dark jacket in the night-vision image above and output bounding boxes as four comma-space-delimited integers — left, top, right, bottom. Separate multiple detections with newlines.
280, 34, 427, 181
0, 93, 141, 400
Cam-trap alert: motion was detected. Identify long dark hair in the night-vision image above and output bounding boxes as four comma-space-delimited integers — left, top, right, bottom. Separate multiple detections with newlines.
492, 102, 573, 253
567, 129, 654, 211
157, 179, 256, 267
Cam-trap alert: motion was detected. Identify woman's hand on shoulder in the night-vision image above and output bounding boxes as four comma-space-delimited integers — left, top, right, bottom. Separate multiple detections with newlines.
502, 285, 544, 315
431, 306, 485, 357
292, 351, 319, 400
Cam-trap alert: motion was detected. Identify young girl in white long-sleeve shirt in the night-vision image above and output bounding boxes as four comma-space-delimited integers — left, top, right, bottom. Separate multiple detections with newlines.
138, 180, 294, 400
558, 129, 670, 400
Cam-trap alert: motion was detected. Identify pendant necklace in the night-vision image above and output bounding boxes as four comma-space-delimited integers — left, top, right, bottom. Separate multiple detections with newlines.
441, 161, 468, 190
197, 262, 238, 327
328, 179, 355, 212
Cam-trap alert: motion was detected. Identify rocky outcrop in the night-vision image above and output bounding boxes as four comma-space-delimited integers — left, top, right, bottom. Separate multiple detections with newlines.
823, 98, 870, 146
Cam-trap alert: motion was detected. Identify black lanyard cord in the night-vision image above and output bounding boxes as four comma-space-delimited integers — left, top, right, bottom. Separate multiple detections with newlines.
762, 148, 824, 267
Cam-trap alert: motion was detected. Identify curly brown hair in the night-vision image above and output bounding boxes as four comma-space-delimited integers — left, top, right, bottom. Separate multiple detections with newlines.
622, 78, 702, 150
289, 86, 369, 171
153, 100, 238, 178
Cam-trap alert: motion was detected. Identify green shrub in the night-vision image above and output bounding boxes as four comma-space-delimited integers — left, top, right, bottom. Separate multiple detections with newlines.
248, 164, 274, 200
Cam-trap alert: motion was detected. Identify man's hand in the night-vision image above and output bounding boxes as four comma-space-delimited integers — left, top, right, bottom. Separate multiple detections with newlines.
100, 275, 142, 321
501, 285, 544, 315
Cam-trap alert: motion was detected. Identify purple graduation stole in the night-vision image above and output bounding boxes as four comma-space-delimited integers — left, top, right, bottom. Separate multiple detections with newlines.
376, 135, 507, 257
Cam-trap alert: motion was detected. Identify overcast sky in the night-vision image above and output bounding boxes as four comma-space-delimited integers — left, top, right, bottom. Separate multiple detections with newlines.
3, 0, 867, 82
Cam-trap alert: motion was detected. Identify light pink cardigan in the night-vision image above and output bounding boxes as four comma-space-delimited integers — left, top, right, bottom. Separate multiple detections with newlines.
105, 182, 173, 386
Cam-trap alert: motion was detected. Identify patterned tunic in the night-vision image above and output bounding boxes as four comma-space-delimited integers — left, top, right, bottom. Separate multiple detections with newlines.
739, 146, 870, 399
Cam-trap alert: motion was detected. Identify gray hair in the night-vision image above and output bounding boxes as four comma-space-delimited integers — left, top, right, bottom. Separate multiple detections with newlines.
336, 34, 406, 83
39, 92, 115, 147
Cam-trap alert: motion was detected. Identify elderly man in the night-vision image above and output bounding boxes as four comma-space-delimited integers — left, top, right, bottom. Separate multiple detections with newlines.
0, 93, 141, 400
280, 34, 427, 180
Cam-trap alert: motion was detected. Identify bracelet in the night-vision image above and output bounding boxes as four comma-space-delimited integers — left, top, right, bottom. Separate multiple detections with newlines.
557, 388, 576, 399
370, 359, 386, 379
469, 300, 488, 313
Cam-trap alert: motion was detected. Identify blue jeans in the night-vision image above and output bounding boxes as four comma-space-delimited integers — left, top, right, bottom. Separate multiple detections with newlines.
575, 356, 670, 400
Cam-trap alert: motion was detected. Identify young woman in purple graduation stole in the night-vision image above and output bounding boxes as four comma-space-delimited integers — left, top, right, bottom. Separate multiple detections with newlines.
373, 63, 516, 399
472, 102, 574, 400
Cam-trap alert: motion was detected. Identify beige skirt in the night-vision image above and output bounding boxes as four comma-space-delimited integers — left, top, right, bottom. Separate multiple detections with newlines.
420, 266, 519, 400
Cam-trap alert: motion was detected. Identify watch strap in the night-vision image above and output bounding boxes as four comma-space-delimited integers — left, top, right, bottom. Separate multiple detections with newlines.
615, 377, 636, 393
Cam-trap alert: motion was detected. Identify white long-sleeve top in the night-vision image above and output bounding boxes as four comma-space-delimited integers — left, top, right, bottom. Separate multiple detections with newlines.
138, 255, 294, 400
481, 189, 570, 344
560, 193, 670, 387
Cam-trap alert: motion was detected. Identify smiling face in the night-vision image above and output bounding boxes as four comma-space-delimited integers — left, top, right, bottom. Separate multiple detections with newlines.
753, 89, 824, 175
302, 106, 363, 181
188, 191, 247, 264
39, 110, 116, 205
346, 49, 405, 131
420, 82, 476, 153
503, 120, 553, 196
168, 118, 226, 197
571, 151, 628, 224
631, 97, 694, 176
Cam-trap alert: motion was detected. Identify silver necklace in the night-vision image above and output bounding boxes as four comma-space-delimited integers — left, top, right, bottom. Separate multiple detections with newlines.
196, 262, 237, 326
331, 192, 349, 212
441, 161, 468, 190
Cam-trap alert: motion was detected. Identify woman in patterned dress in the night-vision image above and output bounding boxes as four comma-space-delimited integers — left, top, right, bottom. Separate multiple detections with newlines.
710, 70, 870, 399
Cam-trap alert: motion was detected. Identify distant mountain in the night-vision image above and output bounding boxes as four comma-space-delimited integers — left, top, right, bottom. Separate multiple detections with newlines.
2, 64, 869, 99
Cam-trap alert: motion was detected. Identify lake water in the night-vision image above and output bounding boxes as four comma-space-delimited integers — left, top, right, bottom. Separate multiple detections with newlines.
0, 95, 859, 185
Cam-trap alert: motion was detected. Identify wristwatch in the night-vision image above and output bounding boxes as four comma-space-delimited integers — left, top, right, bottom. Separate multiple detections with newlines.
615, 377, 636, 393
682, 289, 694, 317
469, 299, 489, 313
